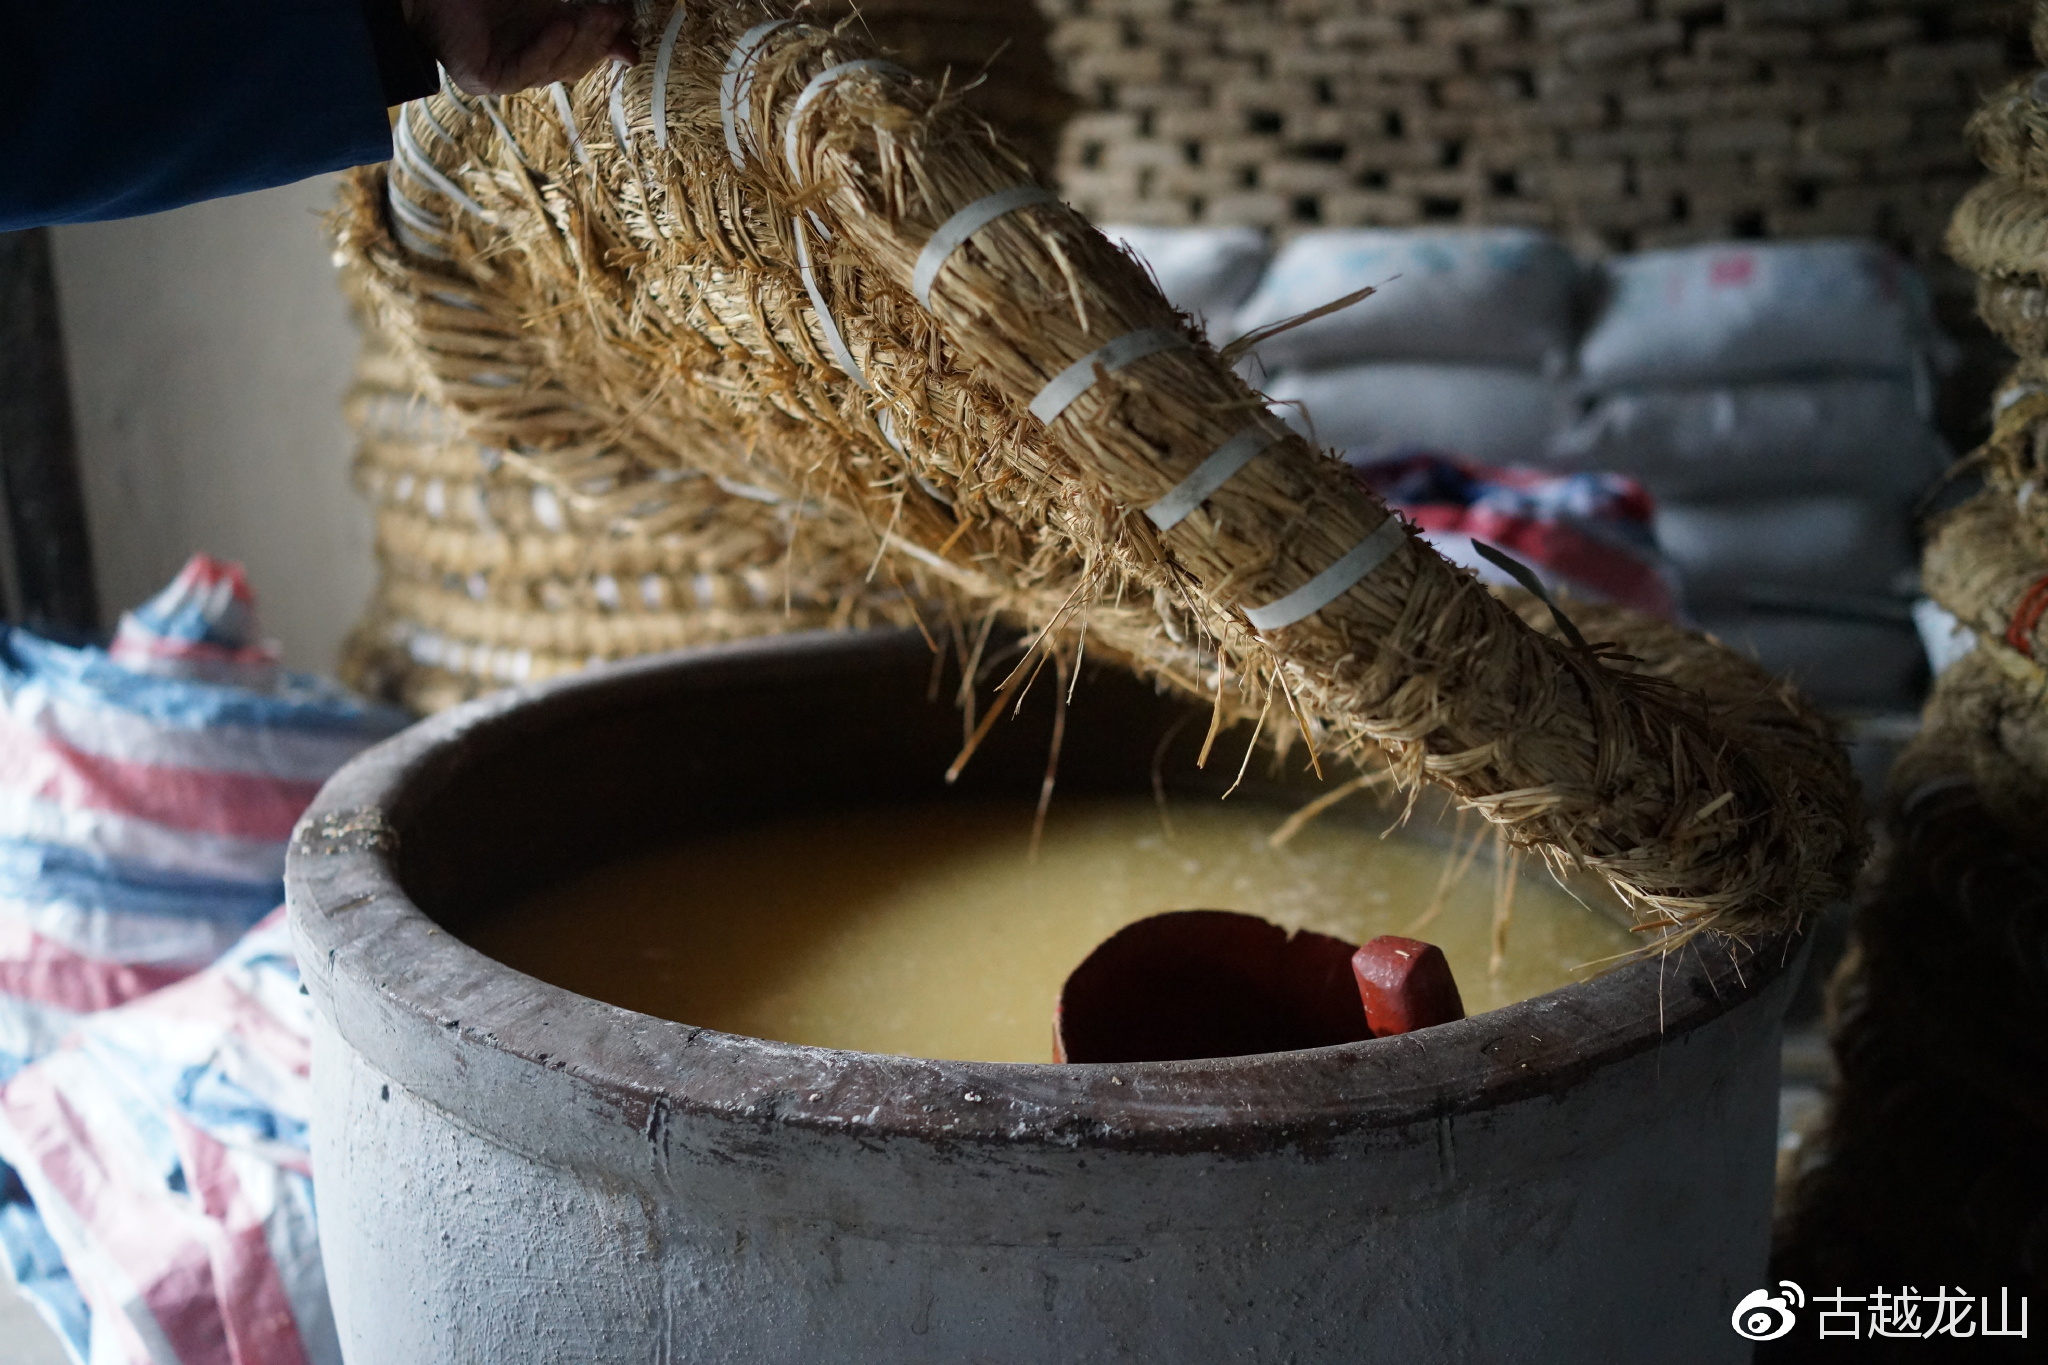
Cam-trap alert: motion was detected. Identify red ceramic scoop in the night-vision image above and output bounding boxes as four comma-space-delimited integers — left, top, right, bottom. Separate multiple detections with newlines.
1053, 915, 1468, 1064
1054, 910, 1372, 1064
1350, 935, 1466, 1036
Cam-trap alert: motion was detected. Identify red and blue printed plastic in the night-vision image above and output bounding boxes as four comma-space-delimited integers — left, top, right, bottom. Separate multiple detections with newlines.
1354, 453, 1683, 622
0, 556, 403, 1363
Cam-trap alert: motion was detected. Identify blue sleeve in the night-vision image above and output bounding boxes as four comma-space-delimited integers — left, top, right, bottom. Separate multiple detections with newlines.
0, 1, 408, 230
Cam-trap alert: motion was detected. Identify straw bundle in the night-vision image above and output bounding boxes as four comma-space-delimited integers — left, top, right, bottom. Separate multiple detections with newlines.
1976, 275, 2048, 358
341, 333, 917, 712
1775, 7, 2048, 1305
1922, 490, 2048, 656
1773, 686, 2048, 1309
334, 0, 1861, 939
1948, 174, 2048, 285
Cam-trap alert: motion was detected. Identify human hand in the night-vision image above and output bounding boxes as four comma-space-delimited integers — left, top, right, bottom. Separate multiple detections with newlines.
403, 0, 638, 96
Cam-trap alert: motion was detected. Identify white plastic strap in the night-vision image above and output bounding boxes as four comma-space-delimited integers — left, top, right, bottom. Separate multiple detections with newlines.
550, 83, 589, 164
794, 217, 871, 391
1144, 424, 1281, 531
1244, 516, 1407, 632
414, 93, 459, 148
783, 60, 909, 181
608, 61, 635, 154
392, 228, 452, 261
480, 96, 531, 168
435, 67, 477, 116
387, 183, 453, 260
879, 409, 908, 456
385, 181, 448, 235
393, 110, 487, 220
912, 185, 1059, 307
722, 20, 793, 168
715, 474, 787, 505
426, 288, 486, 312
650, 4, 689, 149
1029, 328, 1189, 426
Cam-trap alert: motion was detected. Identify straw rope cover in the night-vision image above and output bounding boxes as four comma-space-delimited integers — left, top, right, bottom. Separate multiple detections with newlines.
1773, 6, 2048, 1297
333, 0, 1861, 941
1950, 70, 2048, 544
1772, 715, 2048, 1300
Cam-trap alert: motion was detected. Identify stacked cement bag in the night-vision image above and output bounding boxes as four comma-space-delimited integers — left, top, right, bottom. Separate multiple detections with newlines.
1557, 241, 1954, 711
1233, 229, 1579, 468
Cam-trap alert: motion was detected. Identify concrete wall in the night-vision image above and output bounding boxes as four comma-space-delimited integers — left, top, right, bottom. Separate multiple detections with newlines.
49, 174, 373, 674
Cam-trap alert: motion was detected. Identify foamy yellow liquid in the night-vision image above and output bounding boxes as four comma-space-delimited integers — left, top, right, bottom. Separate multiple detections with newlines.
472, 798, 1638, 1063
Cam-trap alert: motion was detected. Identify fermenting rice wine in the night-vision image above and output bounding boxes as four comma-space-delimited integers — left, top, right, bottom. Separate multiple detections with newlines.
472, 797, 1637, 1063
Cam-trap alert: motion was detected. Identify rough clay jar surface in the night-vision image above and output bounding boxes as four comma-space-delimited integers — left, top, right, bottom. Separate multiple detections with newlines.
288, 630, 1803, 1364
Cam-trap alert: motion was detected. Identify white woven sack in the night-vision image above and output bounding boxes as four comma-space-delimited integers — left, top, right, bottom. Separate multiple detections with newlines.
1579, 240, 1944, 389
1700, 609, 1926, 711
1232, 228, 1582, 371
1266, 363, 1567, 466
1655, 495, 1915, 606
1548, 378, 1951, 500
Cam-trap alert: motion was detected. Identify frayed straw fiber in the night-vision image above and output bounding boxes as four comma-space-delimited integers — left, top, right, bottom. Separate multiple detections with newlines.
333, 1, 1861, 940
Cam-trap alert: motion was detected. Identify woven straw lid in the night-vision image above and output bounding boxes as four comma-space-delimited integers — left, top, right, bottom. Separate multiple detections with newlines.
1953, 80, 2048, 360
341, 333, 919, 712
1918, 488, 2048, 825
1968, 75, 2048, 189
334, 1, 1862, 940
1923, 490, 2048, 651
1773, 710, 2048, 1295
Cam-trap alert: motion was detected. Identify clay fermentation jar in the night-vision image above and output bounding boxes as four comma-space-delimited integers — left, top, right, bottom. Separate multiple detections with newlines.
288, 630, 1802, 1363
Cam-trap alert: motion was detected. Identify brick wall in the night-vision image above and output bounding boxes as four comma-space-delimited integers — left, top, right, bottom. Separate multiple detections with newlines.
1049, 0, 2027, 262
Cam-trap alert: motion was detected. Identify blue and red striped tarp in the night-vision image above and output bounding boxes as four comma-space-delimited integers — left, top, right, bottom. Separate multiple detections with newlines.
0, 555, 403, 1364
